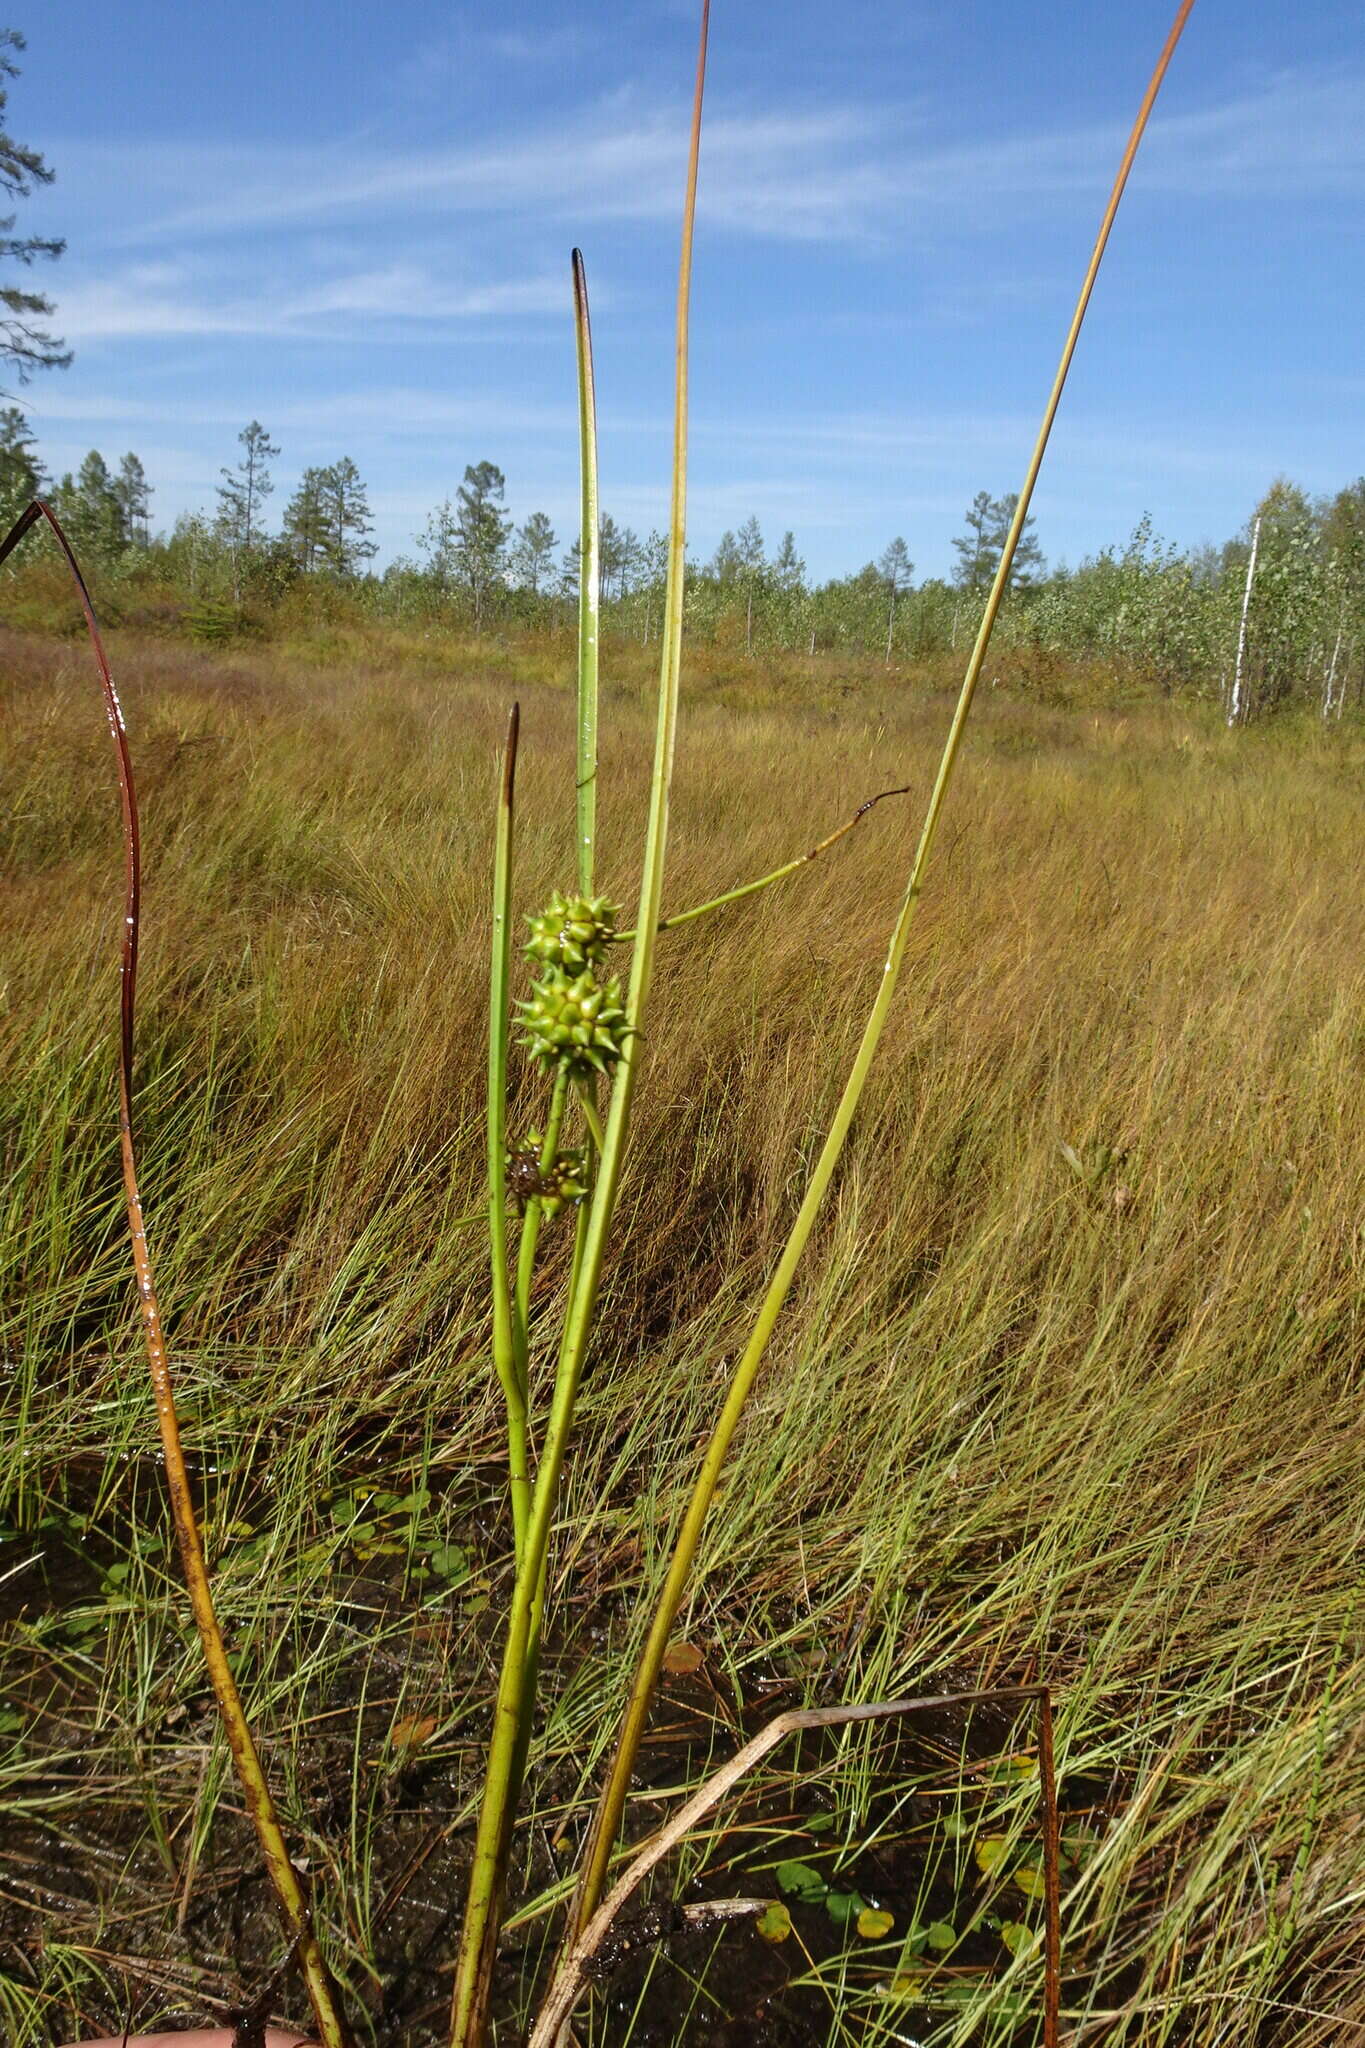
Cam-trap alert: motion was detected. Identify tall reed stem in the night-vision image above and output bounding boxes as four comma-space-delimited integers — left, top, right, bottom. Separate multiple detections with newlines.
447, 10, 710, 2041
487, 706, 531, 1564
511, 1067, 571, 1379
573, 249, 600, 897
564, 0, 1199, 1945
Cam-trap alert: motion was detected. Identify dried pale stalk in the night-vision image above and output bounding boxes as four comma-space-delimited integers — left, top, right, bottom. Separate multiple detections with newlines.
533, 1687, 1060, 2048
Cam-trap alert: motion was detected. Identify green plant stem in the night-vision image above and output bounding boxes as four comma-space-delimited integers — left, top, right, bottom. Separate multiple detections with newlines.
613, 782, 913, 941
511, 1067, 571, 1383
573, 249, 599, 898
487, 705, 531, 1562
574, 1082, 606, 1153
565, 0, 1198, 1945
447, 10, 710, 2041
564, 1144, 595, 1330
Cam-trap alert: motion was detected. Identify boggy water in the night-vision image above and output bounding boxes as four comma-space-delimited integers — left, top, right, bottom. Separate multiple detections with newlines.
0, 1471, 1109, 2046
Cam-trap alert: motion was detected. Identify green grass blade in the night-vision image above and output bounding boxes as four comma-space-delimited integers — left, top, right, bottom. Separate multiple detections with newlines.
573, 249, 600, 897
487, 704, 531, 1563
511, 1066, 570, 1382
614, 782, 913, 940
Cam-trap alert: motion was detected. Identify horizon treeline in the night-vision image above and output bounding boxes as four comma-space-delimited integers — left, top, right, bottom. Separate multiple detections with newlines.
4, 413, 1364, 722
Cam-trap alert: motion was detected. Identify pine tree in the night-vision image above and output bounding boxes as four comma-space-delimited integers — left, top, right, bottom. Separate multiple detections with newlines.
419, 498, 459, 590
878, 536, 913, 662
0, 33, 70, 386
989, 492, 1045, 589
952, 491, 1043, 593
216, 421, 279, 551
454, 461, 511, 627
600, 515, 641, 600
113, 452, 152, 547
952, 491, 997, 592
318, 457, 376, 576
710, 529, 743, 584
56, 450, 125, 559
0, 401, 40, 523
773, 530, 805, 593
283, 466, 329, 573
510, 510, 557, 594
639, 530, 668, 643
558, 540, 580, 600
736, 515, 765, 653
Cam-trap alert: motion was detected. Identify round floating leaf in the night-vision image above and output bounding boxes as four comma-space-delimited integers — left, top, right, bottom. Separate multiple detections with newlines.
823, 1889, 868, 1927
999, 1920, 1032, 1956
975, 1835, 1011, 1876
775, 1859, 828, 1904
925, 1920, 957, 1953
857, 1907, 895, 1940
662, 1640, 704, 1676
882, 1972, 924, 2002
428, 1544, 469, 1582
1014, 1861, 1048, 1900
756, 1902, 792, 1943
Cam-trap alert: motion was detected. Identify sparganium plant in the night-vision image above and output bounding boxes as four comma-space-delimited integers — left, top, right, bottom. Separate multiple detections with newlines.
9, 5, 1198, 2047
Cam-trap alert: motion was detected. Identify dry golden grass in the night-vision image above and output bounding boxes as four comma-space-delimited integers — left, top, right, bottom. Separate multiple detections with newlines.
2, 621, 1363, 2044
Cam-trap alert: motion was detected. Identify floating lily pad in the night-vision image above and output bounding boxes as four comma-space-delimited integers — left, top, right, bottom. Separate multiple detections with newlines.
775, 1858, 828, 1904
756, 1902, 792, 1943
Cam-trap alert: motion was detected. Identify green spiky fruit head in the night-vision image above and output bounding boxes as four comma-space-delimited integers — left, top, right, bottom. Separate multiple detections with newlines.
516, 969, 630, 1078
506, 1131, 588, 1218
524, 891, 619, 974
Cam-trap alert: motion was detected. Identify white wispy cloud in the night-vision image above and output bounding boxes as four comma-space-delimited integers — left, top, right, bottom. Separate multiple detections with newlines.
50, 262, 574, 343
28, 384, 577, 439
48, 65, 1365, 255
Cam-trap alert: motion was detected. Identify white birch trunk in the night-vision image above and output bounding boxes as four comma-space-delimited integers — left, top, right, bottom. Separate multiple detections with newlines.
1228, 513, 1260, 727
1322, 624, 1343, 718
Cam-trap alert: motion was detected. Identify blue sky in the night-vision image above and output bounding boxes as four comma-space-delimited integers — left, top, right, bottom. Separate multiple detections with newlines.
14, 0, 1365, 581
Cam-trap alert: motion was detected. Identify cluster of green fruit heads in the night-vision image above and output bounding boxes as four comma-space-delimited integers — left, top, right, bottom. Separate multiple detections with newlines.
515, 892, 628, 1082
506, 893, 627, 1221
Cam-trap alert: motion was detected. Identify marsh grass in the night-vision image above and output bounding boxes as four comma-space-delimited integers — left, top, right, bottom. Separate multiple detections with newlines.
3, 620, 1363, 2041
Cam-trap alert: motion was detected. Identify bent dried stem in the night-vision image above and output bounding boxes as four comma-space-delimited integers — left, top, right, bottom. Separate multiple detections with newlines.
532, 1687, 1060, 2048
0, 502, 352, 2048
